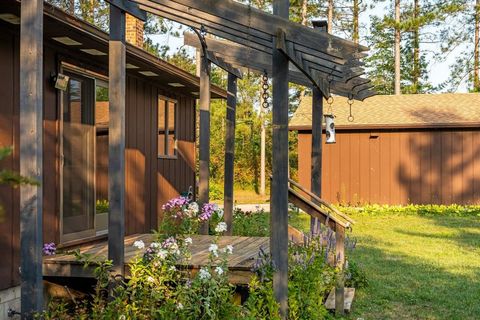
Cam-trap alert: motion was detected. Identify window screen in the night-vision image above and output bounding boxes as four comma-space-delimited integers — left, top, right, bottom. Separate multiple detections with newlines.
158, 97, 177, 157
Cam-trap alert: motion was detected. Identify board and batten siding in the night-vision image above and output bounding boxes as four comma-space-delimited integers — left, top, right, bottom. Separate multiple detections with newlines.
298, 129, 480, 205
0, 30, 196, 290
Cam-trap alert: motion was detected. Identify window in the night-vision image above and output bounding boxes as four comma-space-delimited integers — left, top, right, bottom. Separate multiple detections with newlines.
158, 96, 177, 157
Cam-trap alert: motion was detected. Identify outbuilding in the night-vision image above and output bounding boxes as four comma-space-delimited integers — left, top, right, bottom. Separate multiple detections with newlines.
290, 93, 480, 206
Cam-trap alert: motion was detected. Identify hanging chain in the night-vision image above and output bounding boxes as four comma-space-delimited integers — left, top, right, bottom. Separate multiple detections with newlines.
262, 70, 270, 109
326, 95, 334, 114
326, 71, 334, 114
347, 94, 354, 122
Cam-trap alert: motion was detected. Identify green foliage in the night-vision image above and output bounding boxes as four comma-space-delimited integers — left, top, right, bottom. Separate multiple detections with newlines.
244, 236, 338, 320
232, 207, 270, 237
0, 146, 39, 220
344, 260, 369, 289
95, 199, 109, 213
341, 204, 480, 217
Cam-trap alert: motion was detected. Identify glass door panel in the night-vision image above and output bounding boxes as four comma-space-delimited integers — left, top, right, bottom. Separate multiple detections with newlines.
61, 73, 96, 241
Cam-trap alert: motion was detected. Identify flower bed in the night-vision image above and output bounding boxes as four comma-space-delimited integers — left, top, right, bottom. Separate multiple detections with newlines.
41, 197, 365, 319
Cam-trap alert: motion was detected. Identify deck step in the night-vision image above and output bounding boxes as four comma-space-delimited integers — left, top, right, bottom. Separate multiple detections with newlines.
287, 225, 305, 244
324, 287, 355, 312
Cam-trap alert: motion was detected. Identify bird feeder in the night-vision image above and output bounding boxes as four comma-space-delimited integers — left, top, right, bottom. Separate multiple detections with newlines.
325, 114, 336, 144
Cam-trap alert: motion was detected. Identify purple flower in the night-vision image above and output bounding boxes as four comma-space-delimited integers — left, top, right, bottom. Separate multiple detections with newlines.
199, 203, 217, 221
162, 196, 190, 211
43, 242, 56, 256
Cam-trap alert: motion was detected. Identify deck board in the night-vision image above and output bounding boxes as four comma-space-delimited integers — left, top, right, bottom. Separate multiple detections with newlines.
43, 234, 269, 284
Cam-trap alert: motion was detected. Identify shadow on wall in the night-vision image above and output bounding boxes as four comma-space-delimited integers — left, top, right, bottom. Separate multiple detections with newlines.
396, 108, 480, 205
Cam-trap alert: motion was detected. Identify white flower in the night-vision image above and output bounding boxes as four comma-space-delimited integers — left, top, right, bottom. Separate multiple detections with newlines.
215, 222, 228, 233
150, 242, 160, 248
225, 245, 234, 255
177, 303, 184, 310
147, 276, 155, 283
157, 249, 168, 260
119, 315, 126, 320
188, 202, 199, 214
208, 244, 219, 257
133, 240, 145, 250
198, 267, 211, 280
185, 237, 193, 245
169, 266, 177, 272
217, 208, 224, 219
215, 266, 224, 275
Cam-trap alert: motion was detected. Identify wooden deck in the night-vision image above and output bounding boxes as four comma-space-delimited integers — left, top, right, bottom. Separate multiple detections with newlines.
43, 234, 269, 285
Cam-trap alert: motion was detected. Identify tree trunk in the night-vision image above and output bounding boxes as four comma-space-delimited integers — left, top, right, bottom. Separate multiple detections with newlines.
328, 0, 333, 33
394, 0, 401, 95
412, 0, 420, 93
301, 0, 308, 25
353, 0, 359, 44
474, 0, 480, 91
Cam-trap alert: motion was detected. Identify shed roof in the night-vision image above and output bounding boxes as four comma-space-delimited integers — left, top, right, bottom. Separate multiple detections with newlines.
290, 93, 480, 130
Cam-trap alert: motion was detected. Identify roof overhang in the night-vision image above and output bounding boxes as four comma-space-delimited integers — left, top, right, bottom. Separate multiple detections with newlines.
1, 0, 227, 99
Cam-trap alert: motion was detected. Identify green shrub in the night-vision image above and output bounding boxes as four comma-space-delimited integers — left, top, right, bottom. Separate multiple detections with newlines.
232, 207, 269, 237
341, 204, 480, 217
344, 260, 368, 289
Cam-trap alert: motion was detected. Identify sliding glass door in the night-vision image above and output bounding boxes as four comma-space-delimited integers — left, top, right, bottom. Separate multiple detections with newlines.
61, 72, 96, 242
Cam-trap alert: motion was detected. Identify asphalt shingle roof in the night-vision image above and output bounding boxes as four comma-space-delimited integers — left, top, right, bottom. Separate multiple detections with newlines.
290, 93, 480, 129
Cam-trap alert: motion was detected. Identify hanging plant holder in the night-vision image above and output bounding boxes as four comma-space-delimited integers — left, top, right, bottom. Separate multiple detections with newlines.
324, 114, 336, 144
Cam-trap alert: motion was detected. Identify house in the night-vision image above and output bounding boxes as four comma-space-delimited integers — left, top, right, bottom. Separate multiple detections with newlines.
290, 93, 480, 206
0, 0, 225, 313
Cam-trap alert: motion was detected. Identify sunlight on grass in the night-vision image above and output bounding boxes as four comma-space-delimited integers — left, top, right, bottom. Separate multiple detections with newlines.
344, 213, 480, 320
289, 210, 480, 319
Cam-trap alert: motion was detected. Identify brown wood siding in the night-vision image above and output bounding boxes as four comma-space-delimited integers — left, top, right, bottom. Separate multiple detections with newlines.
0, 29, 196, 289
298, 129, 480, 205
0, 31, 19, 290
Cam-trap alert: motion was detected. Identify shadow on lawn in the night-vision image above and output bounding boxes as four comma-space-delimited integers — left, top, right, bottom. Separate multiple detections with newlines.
348, 239, 480, 320
393, 215, 480, 250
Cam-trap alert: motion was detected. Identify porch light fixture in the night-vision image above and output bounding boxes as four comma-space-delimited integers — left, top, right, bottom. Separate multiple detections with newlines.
126, 63, 139, 69
139, 71, 158, 76
0, 13, 20, 25
324, 114, 336, 144
52, 37, 82, 46
168, 82, 185, 87
51, 72, 69, 91
80, 49, 107, 56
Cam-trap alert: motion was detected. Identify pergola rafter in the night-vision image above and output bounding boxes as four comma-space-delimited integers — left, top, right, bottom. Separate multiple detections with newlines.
184, 32, 375, 100
129, 0, 374, 100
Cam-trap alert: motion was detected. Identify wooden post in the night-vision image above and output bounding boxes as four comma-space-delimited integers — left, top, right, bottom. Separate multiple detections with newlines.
223, 73, 237, 236
198, 52, 211, 234
271, 0, 289, 318
310, 20, 327, 234
108, 5, 126, 277
310, 88, 323, 234
19, 0, 44, 316
335, 225, 346, 315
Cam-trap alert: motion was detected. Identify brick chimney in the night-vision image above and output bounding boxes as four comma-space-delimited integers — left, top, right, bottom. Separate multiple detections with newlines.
125, 14, 144, 48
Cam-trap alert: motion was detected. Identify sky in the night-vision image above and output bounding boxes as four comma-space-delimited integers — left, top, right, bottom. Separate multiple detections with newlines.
149, 1, 469, 93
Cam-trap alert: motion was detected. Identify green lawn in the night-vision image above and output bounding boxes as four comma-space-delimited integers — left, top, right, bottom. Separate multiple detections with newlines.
290, 210, 480, 320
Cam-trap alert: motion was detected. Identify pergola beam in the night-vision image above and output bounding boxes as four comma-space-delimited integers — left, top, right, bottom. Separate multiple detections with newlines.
206, 51, 243, 79
130, 0, 367, 63
184, 32, 375, 101
19, 0, 44, 316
